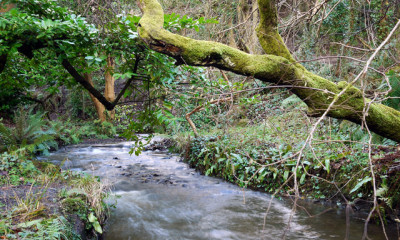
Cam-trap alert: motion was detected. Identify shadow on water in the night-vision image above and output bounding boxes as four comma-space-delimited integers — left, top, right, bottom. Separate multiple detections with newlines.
42, 141, 397, 240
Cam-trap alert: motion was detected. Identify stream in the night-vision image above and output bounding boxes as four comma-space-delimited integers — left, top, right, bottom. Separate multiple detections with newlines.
43, 140, 396, 240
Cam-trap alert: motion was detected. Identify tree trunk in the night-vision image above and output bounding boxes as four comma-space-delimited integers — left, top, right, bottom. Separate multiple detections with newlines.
84, 73, 106, 122
236, 0, 262, 54
136, 0, 400, 142
0, 3, 15, 13
82, 56, 116, 122
104, 56, 116, 120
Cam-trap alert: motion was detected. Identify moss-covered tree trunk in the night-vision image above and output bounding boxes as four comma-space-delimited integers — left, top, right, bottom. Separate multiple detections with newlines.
136, 0, 400, 142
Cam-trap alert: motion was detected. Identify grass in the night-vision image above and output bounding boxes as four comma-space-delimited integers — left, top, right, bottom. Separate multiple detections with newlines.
0, 150, 111, 239
69, 174, 111, 228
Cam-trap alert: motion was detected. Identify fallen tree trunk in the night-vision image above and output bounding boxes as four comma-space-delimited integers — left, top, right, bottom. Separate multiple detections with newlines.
136, 0, 400, 142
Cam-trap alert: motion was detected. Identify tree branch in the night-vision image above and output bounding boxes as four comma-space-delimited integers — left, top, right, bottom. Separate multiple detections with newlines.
256, 0, 295, 61
61, 59, 115, 110
0, 27, 137, 111
112, 56, 141, 106
62, 56, 145, 111
137, 0, 400, 142
185, 97, 232, 137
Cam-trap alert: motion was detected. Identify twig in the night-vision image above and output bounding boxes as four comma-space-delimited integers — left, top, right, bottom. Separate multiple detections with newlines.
185, 97, 232, 137
331, 42, 372, 52
217, 7, 259, 34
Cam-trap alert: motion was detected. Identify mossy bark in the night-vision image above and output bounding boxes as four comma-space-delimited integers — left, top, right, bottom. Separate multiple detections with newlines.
255, 0, 295, 62
137, 0, 400, 142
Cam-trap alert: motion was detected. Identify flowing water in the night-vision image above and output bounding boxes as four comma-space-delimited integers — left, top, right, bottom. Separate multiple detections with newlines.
43, 140, 396, 240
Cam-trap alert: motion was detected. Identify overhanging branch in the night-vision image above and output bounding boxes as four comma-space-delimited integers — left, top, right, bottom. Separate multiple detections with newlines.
61, 59, 115, 110
137, 0, 400, 142
112, 56, 141, 106
61, 57, 145, 111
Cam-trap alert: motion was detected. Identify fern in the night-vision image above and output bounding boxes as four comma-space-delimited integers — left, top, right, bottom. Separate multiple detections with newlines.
0, 122, 15, 149
0, 107, 57, 154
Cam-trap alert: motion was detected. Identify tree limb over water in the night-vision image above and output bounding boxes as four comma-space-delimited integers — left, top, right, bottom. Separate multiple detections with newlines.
137, 0, 400, 142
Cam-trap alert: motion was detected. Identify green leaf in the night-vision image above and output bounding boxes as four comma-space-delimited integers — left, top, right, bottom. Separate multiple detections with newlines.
350, 176, 372, 194
92, 221, 103, 234
300, 173, 306, 184
376, 184, 388, 197
123, 87, 133, 98
283, 170, 289, 181
88, 212, 96, 223
17, 219, 43, 228
325, 159, 330, 174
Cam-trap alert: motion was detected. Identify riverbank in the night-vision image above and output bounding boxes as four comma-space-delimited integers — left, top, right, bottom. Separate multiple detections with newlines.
165, 127, 400, 225
0, 149, 110, 239
42, 139, 394, 239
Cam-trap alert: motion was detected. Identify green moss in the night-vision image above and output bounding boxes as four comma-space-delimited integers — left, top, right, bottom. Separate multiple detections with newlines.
366, 103, 400, 140
337, 81, 362, 98
61, 197, 87, 216
236, 119, 250, 127
256, 0, 295, 62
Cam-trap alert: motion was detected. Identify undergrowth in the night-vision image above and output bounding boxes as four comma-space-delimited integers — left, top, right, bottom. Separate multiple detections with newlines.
0, 150, 111, 239
170, 102, 400, 220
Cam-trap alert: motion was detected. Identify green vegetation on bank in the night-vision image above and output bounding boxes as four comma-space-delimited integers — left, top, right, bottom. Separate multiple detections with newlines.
0, 107, 117, 239
175, 125, 399, 205
0, 150, 110, 239
0, 106, 119, 155
167, 89, 400, 221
